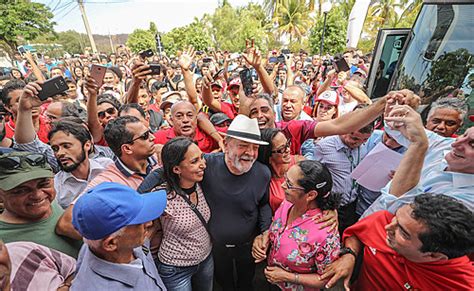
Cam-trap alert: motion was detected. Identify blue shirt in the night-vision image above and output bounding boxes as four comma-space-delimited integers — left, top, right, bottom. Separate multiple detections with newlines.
363, 128, 474, 217
71, 244, 166, 290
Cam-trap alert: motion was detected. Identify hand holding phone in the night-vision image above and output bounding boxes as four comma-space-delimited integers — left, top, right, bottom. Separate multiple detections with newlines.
140, 49, 154, 60
333, 58, 351, 73
90, 65, 107, 88
37, 76, 68, 101
239, 68, 253, 96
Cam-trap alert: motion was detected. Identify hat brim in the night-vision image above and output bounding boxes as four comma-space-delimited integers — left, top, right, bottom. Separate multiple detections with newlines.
315, 99, 338, 106
129, 189, 167, 225
223, 133, 269, 145
0, 169, 53, 191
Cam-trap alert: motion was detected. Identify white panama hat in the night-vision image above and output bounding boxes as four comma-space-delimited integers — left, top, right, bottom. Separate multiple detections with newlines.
223, 115, 268, 145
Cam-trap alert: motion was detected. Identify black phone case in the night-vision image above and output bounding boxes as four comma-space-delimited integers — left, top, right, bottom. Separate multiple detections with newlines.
38, 76, 69, 101
239, 69, 253, 96
149, 64, 161, 75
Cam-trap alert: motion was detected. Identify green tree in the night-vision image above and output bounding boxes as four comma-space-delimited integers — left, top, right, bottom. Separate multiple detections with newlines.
210, 3, 269, 52
273, 0, 311, 43
0, 1, 55, 59
56, 31, 85, 54
308, 5, 347, 55
126, 29, 156, 53
161, 19, 213, 55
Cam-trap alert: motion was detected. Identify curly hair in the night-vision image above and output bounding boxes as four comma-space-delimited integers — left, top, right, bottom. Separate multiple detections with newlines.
411, 193, 474, 259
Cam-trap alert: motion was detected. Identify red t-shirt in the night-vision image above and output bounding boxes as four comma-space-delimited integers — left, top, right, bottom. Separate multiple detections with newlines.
5, 116, 51, 143
276, 120, 316, 155
269, 156, 296, 213
220, 102, 238, 120
153, 127, 218, 153
343, 211, 474, 290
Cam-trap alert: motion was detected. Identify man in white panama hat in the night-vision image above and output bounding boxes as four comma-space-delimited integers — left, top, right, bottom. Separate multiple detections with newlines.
140, 114, 271, 291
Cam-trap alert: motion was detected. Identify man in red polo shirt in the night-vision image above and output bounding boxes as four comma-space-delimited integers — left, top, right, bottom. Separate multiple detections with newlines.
321, 194, 474, 290
153, 100, 222, 153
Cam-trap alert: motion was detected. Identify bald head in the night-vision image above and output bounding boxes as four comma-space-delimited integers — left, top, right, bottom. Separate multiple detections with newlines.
171, 100, 196, 115
281, 85, 306, 121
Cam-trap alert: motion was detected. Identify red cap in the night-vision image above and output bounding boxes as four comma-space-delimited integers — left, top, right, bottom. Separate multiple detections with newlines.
228, 78, 241, 89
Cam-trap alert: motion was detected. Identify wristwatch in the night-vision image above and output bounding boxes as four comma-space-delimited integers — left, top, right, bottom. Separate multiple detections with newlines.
339, 247, 357, 259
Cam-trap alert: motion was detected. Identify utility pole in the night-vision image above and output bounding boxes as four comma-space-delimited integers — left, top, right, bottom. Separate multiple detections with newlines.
77, 0, 98, 54
108, 28, 115, 53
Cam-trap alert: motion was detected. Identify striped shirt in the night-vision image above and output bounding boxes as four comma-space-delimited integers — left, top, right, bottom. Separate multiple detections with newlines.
158, 184, 212, 267
7, 242, 76, 291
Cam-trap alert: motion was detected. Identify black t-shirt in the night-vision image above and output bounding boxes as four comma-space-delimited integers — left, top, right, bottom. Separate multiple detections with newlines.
201, 153, 272, 245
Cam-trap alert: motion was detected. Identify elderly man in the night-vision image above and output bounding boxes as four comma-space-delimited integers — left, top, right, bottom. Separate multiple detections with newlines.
364, 104, 474, 215
279, 85, 312, 122
153, 101, 223, 153
140, 115, 272, 291
425, 97, 467, 137
0, 151, 82, 258
71, 182, 167, 290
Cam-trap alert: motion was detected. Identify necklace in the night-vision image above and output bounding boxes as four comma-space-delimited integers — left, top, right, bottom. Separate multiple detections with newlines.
182, 184, 197, 195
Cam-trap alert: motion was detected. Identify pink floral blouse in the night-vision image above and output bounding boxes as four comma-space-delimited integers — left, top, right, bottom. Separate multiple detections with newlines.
267, 200, 341, 291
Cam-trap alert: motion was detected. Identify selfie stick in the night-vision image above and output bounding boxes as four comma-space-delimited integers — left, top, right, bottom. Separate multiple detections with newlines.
155, 34, 163, 56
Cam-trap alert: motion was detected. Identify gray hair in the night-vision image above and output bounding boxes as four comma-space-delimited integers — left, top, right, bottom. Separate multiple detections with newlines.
250, 92, 275, 109
428, 97, 468, 121
83, 227, 125, 250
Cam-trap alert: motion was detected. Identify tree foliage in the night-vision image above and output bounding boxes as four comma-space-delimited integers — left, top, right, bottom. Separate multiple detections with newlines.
126, 29, 156, 54
0, 1, 55, 58
161, 19, 213, 55
273, 0, 311, 43
308, 6, 347, 55
210, 3, 269, 52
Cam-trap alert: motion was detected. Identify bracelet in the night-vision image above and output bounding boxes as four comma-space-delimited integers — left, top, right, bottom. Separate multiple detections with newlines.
294, 273, 300, 284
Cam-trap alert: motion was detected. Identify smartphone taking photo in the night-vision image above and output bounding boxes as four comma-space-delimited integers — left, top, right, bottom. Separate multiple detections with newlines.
90, 64, 107, 88
239, 68, 253, 96
333, 58, 351, 73
37, 76, 69, 101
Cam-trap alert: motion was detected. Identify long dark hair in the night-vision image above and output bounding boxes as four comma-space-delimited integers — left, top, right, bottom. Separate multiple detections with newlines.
257, 128, 282, 166
297, 160, 340, 210
161, 137, 195, 199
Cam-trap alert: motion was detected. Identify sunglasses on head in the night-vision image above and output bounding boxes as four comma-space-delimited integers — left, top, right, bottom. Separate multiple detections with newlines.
128, 129, 152, 144
97, 107, 117, 119
0, 153, 46, 170
272, 139, 291, 154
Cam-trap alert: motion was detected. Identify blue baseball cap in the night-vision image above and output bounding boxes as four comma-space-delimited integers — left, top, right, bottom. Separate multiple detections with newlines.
72, 182, 167, 240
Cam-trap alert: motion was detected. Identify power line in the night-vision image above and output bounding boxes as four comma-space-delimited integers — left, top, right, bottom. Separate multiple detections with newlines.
56, 3, 78, 21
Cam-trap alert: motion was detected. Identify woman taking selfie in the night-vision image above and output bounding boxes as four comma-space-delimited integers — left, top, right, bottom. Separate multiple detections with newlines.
252, 160, 341, 290
155, 137, 213, 291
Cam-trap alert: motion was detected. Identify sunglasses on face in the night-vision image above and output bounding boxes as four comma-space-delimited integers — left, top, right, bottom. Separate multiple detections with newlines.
128, 129, 152, 144
0, 153, 46, 170
272, 139, 291, 154
97, 107, 117, 119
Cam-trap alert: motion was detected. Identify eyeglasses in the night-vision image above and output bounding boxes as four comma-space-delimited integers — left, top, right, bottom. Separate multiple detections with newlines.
272, 139, 291, 154
283, 174, 305, 191
97, 107, 117, 119
128, 129, 152, 144
0, 153, 46, 170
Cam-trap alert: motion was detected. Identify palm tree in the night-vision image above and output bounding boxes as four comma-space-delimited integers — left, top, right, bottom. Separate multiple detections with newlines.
273, 0, 312, 43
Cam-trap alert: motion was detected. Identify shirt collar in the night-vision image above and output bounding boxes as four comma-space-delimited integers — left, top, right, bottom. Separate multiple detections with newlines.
114, 157, 156, 178
62, 158, 105, 182
440, 151, 473, 188
335, 136, 350, 152
87, 247, 145, 287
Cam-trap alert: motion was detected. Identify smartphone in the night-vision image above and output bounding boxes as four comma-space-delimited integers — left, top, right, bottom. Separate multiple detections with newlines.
17, 46, 27, 55
213, 68, 224, 81
37, 76, 68, 101
239, 68, 253, 96
269, 57, 278, 63
202, 57, 213, 63
333, 58, 351, 73
281, 49, 291, 55
140, 49, 154, 59
277, 55, 286, 64
90, 64, 107, 88
148, 64, 161, 75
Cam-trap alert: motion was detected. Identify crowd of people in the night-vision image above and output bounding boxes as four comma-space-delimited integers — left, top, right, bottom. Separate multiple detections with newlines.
0, 40, 473, 291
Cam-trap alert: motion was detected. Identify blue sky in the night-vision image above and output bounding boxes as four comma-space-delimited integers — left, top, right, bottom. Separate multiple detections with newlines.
34, 0, 258, 35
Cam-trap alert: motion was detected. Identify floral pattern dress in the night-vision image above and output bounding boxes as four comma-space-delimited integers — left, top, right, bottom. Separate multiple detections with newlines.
267, 200, 341, 291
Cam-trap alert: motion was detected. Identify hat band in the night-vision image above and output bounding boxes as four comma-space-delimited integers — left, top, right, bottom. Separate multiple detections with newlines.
226, 130, 262, 141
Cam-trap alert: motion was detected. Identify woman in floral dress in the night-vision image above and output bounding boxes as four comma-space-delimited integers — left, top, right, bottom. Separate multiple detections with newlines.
252, 160, 341, 290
